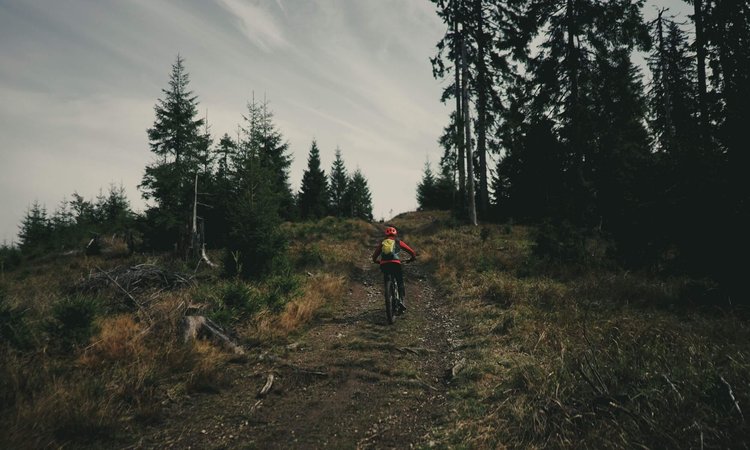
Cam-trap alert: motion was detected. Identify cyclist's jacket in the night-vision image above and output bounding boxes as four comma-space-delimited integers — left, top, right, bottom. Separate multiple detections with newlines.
372, 237, 416, 265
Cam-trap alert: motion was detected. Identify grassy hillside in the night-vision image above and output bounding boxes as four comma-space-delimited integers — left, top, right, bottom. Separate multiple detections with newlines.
0, 217, 374, 448
395, 211, 750, 448
2, 211, 748, 448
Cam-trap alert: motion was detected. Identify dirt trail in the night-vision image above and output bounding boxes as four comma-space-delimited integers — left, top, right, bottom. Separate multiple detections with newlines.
133, 242, 462, 449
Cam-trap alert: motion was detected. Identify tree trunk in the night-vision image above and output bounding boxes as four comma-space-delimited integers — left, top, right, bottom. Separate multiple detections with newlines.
693, 0, 710, 151
656, 10, 673, 147
462, 32, 478, 226
454, 3, 466, 213
191, 173, 198, 256
474, 0, 489, 217
567, 0, 579, 155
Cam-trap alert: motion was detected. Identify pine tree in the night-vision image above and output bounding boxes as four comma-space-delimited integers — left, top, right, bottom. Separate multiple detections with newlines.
298, 140, 329, 220
430, 0, 527, 220
344, 169, 374, 221
207, 133, 238, 247
588, 48, 653, 264
525, 0, 649, 226
328, 147, 349, 217
417, 161, 437, 210
139, 55, 206, 252
224, 171, 287, 280
101, 184, 133, 232
257, 98, 295, 219
648, 15, 700, 156
18, 202, 50, 253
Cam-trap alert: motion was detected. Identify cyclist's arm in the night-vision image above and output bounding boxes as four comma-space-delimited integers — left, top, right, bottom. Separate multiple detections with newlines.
400, 241, 417, 259
371, 245, 381, 263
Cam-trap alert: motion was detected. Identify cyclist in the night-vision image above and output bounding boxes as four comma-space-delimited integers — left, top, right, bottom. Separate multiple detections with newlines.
372, 226, 416, 313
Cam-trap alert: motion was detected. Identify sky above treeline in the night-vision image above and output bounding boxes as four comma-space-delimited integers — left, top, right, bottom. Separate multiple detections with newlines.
0, 0, 689, 243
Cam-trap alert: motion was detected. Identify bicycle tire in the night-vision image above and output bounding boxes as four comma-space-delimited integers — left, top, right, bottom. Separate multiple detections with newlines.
385, 274, 396, 324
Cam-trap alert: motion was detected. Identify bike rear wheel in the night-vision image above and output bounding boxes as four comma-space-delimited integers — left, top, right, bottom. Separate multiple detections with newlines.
385, 275, 397, 324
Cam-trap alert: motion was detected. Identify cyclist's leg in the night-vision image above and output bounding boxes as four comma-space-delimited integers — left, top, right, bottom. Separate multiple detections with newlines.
380, 264, 389, 297
395, 264, 405, 306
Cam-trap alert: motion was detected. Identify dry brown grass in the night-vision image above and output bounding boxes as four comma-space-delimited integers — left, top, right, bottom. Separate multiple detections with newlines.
0, 268, 238, 448
254, 273, 345, 338
0, 216, 378, 447
390, 212, 750, 449
78, 314, 144, 365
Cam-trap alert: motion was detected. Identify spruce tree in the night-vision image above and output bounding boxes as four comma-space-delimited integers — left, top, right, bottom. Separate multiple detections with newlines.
224, 168, 287, 280
139, 55, 206, 251
417, 162, 437, 210
257, 99, 295, 219
298, 140, 329, 220
344, 169, 373, 221
328, 148, 349, 217
207, 133, 238, 248
18, 202, 50, 253
525, 0, 649, 226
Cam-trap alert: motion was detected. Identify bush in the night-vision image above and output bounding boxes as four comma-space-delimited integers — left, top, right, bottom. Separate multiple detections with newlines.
206, 281, 264, 326
264, 274, 301, 312
0, 245, 22, 272
294, 243, 323, 269
222, 281, 262, 314
0, 286, 33, 350
46, 296, 100, 351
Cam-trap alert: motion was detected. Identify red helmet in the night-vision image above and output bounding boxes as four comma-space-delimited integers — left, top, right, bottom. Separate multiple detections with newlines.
384, 226, 397, 237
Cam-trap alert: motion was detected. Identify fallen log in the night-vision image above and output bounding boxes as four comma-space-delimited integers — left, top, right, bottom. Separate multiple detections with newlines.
183, 315, 245, 356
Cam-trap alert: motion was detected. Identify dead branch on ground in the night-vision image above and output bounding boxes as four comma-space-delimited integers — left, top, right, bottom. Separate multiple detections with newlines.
183, 315, 245, 356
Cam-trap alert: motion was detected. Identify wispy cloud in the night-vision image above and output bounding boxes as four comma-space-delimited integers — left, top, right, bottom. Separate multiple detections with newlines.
214, 0, 288, 52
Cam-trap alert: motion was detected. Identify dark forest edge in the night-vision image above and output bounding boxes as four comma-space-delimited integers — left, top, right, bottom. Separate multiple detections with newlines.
423, 0, 749, 299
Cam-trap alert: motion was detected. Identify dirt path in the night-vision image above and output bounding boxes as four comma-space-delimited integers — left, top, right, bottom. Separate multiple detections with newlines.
133, 245, 462, 449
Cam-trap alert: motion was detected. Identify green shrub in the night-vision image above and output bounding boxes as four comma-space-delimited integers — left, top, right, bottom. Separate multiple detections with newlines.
294, 243, 323, 269
0, 286, 33, 350
222, 281, 262, 314
264, 274, 301, 312
0, 245, 22, 272
47, 296, 100, 350
207, 281, 264, 326
532, 220, 589, 262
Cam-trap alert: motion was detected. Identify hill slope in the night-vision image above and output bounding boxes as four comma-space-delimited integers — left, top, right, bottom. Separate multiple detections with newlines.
2, 211, 749, 449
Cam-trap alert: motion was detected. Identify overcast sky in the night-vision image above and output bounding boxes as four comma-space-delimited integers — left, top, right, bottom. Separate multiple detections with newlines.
0, 0, 689, 244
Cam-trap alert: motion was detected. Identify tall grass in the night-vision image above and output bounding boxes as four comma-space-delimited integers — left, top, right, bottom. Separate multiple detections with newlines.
397, 212, 750, 449
1, 216, 370, 447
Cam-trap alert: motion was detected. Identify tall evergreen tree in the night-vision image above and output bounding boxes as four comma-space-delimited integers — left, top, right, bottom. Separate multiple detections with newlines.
648, 15, 700, 156
684, 0, 750, 289
298, 140, 329, 220
18, 202, 50, 253
430, 0, 527, 220
139, 55, 206, 252
588, 48, 654, 264
328, 147, 349, 217
206, 133, 238, 247
256, 98, 295, 219
524, 0, 649, 226
345, 169, 374, 221
417, 161, 437, 210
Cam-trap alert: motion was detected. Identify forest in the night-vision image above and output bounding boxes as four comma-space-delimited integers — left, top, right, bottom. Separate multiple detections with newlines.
418, 0, 749, 296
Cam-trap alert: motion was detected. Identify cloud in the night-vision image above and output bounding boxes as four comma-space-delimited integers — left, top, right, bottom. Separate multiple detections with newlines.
214, 0, 288, 52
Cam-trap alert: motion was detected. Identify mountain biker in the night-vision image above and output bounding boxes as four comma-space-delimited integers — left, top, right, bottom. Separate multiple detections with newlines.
372, 226, 416, 313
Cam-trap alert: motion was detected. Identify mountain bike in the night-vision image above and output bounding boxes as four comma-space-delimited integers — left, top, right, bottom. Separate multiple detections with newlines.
380, 259, 414, 325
